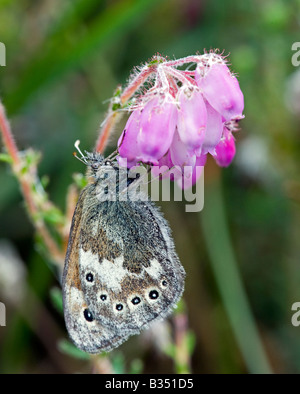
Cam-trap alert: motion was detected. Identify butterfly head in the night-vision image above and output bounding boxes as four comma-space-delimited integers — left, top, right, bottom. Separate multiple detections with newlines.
73, 140, 117, 178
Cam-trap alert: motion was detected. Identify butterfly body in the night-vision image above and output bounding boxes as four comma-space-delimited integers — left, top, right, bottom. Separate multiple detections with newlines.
62, 152, 185, 353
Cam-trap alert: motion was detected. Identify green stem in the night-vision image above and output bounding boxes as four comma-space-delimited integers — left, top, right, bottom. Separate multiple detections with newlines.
200, 173, 272, 374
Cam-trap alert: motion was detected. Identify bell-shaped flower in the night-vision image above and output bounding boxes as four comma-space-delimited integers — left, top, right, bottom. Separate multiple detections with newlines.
177, 153, 207, 190
118, 109, 142, 168
151, 151, 178, 181
213, 129, 236, 167
201, 100, 223, 155
169, 128, 196, 179
176, 87, 207, 152
137, 95, 177, 164
195, 63, 244, 121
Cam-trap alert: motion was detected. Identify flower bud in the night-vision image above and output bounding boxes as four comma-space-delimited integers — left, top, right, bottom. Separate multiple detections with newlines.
213, 130, 236, 167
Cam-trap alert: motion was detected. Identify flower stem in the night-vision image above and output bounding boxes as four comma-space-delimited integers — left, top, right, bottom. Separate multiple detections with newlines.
164, 66, 196, 87
95, 110, 121, 155
95, 65, 156, 153
0, 100, 64, 265
0, 102, 20, 167
164, 55, 202, 68
121, 65, 156, 105
0, 102, 35, 215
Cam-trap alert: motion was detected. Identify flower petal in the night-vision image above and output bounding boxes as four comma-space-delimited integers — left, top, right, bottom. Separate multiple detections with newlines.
118, 109, 142, 167
177, 153, 207, 189
213, 131, 236, 167
169, 128, 196, 178
137, 96, 177, 164
196, 63, 244, 121
151, 151, 177, 180
177, 87, 207, 152
201, 100, 223, 155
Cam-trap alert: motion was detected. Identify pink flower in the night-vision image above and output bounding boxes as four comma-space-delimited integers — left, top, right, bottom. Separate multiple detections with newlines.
137, 96, 177, 164
177, 87, 207, 152
212, 129, 236, 167
151, 151, 179, 181
201, 100, 223, 155
169, 129, 196, 179
116, 52, 244, 189
118, 109, 142, 168
178, 153, 207, 189
195, 63, 244, 122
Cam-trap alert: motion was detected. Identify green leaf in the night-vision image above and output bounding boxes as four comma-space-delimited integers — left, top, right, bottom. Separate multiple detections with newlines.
163, 343, 175, 359
42, 207, 65, 226
0, 153, 13, 164
112, 102, 122, 111
186, 331, 196, 356
19, 149, 41, 175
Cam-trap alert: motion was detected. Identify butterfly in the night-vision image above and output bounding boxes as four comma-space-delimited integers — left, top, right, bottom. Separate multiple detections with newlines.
62, 143, 185, 353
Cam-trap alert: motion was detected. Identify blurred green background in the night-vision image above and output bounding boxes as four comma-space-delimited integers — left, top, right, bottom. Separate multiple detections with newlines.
0, 0, 300, 374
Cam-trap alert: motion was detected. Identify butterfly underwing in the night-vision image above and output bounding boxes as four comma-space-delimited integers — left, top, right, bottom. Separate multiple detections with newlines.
62, 152, 185, 354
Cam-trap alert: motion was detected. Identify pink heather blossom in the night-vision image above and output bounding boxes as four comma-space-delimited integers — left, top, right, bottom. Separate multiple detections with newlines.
195, 62, 244, 121
178, 153, 207, 190
118, 109, 142, 168
177, 87, 207, 152
151, 151, 178, 180
137, 96, 177, 164
201, 100, 223, 155
212, 129, 236, 167
169, 129, 196, 179
117, 52, 244, 188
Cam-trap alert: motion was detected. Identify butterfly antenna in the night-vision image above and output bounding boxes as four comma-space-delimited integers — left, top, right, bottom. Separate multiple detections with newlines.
105, 149, 118, 161
73, 140, 88, 164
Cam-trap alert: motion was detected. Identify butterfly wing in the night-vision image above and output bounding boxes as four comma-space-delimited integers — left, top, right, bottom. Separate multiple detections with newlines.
62, 187, 130, 353
78, 189, 185, 337
63, 162, 185, 354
